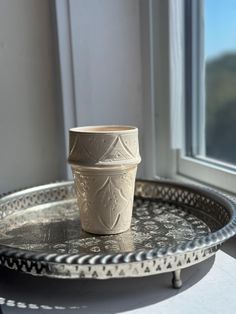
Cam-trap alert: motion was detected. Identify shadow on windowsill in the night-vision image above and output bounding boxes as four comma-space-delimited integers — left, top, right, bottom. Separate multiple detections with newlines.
221, 235, 236, 259
0, 256, 215, 313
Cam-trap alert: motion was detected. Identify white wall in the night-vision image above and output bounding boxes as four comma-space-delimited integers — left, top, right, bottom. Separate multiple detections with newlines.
69, 0, 145, 176
0, 0, 66, 193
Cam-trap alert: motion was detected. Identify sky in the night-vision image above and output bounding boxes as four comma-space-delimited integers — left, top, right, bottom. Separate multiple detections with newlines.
205, 0, 236, 60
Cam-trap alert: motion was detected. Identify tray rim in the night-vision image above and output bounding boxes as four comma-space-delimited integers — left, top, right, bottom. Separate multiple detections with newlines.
0, 179, 236, 267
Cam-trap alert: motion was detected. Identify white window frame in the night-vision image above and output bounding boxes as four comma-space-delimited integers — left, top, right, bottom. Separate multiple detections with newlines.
149, 0, 236, 195
179, 0, 236, 194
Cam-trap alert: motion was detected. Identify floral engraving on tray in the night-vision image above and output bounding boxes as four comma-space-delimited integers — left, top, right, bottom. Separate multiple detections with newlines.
0, 198, 210, 255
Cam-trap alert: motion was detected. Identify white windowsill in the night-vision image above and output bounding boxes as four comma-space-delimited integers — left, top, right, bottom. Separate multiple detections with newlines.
177, 155, 236, 197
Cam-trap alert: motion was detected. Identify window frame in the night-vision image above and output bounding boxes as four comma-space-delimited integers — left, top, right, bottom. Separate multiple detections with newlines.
179, 0, 236, 194
151, 0, 236, 195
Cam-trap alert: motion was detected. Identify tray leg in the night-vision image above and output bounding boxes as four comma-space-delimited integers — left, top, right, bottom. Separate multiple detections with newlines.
172, 269, 182, 289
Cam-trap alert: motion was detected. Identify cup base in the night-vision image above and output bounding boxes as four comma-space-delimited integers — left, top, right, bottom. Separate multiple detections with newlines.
81, 224, 131, 235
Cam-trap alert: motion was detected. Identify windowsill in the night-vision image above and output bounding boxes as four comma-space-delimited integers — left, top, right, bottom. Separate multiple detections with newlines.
177, 174, 236, 199
154, 172, 236, 200
177, 154, 236, 196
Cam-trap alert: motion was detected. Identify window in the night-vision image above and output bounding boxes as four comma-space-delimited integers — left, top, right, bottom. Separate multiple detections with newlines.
55, 0, 236, 193
177, 0, 236, 194
205, 0, 236, 166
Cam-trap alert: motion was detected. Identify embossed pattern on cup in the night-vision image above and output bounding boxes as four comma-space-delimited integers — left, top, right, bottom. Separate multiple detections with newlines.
72, 165, 137, 234
68, 125, 141, 235
69, 126, 140, 167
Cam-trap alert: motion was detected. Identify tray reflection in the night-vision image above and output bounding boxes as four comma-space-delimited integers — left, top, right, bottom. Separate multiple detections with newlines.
0, 197, 209, 255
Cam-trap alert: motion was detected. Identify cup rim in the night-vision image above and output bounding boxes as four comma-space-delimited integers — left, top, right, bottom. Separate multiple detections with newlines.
69, 125, 138, 134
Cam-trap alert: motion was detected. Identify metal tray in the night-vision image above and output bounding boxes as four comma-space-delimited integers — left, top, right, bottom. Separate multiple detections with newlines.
0, 179, 236, 288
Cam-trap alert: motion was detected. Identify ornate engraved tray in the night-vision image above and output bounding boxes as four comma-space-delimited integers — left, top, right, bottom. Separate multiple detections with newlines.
0, 179, 236, 288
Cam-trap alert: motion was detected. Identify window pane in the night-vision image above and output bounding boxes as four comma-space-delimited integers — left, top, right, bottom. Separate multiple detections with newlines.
205, 0, 236, 165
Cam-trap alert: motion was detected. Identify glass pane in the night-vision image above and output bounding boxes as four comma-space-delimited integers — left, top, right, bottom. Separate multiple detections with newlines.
205, 0, 236, 165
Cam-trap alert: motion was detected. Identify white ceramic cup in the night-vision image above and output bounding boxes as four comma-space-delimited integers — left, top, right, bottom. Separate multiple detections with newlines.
68, 125, 141, 235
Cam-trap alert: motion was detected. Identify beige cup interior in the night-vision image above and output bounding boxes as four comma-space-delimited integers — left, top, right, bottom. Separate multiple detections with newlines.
70, 125, 137, 133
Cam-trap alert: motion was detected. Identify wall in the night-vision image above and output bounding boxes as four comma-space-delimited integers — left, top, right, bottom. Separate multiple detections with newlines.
0, 0, 66, 193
